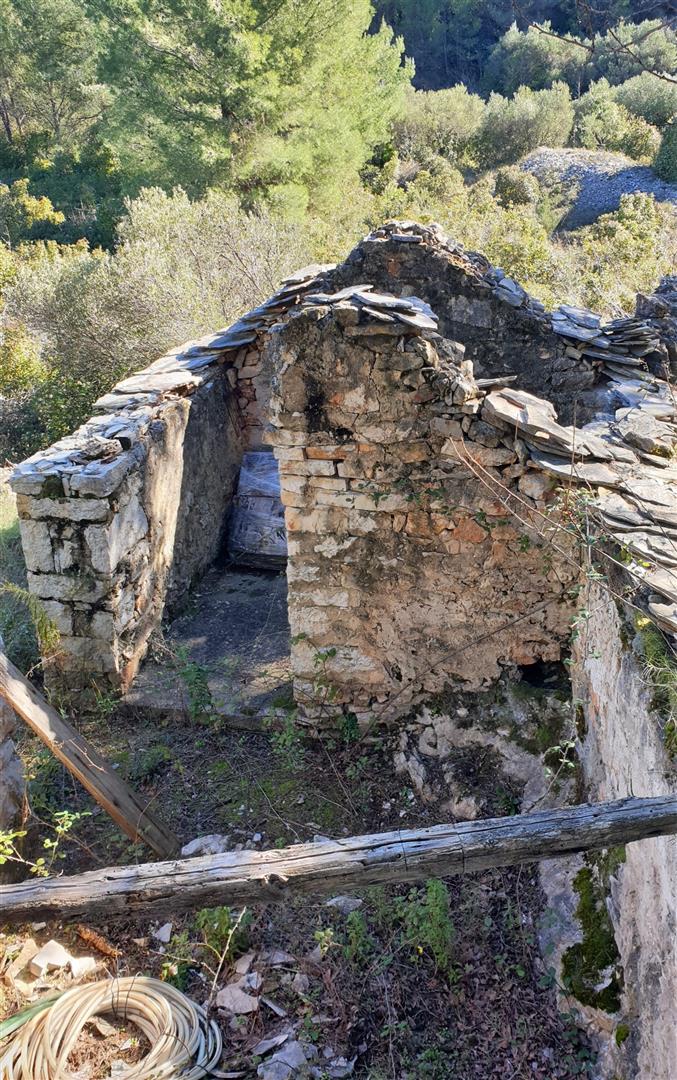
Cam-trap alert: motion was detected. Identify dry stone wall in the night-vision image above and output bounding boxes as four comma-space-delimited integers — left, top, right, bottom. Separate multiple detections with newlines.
265, 290, 580, 724
573, 584, 677, 1080
8, 266, 332, 693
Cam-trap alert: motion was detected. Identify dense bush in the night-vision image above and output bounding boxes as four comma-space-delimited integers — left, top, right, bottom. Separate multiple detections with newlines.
1, 188, 310, 453
484, 22, 588, 96
613, 73, 677, 131
394, 85, 485, 168
574, 80, 660, 161
655, 123, 677, 182
493, 166, 541, 208
593, 20, 677, 87
476, 83, 574, 169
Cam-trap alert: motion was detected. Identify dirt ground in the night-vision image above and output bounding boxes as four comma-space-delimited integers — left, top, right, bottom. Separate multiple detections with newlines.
1, 676, 595, 1079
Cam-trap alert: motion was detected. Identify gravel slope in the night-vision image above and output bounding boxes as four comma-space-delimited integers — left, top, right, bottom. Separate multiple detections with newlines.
522, 146, 677, 229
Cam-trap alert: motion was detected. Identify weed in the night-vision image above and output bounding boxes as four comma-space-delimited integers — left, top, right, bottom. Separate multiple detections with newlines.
129, 744, 173, 781
343, 909, 374, 965
313, 927, 336, 957
195, 905, 251, 959
265, 705, 306, 769
174, 646, 214, 722
0, 808, 90, 877
394, 879, 456, 977
635, 616, 677, 758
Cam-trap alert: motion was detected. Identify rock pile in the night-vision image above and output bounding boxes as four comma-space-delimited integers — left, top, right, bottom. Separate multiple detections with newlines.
484, 374, 677, 635
551, 304, 661, 383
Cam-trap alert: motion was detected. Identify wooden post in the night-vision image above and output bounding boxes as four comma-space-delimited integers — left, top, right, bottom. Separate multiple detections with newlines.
0, 651, 179, 859
0, 796, 675, 923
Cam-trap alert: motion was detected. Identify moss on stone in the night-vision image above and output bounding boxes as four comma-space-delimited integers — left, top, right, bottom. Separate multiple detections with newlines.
615, 1023, 630, 1046
561, 856, 623, 1013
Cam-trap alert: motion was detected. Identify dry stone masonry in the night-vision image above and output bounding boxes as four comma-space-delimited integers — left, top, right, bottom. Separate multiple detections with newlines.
8, 220, 677, 707
6, 220, 677, 1071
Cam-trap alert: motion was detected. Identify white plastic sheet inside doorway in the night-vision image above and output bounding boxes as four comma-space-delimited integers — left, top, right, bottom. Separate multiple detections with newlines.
227, 450, 287, 567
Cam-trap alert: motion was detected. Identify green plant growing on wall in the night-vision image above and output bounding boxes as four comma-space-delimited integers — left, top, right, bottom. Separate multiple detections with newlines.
635, 615, 677, 758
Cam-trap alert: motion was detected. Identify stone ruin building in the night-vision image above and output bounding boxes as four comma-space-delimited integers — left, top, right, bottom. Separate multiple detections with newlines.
5, 223, 677, 1077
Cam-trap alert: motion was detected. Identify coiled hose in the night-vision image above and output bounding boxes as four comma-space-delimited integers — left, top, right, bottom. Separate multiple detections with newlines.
0, 975, 223, 1079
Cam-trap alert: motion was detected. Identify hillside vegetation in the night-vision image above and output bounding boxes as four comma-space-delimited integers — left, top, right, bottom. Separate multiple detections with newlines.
0, 0, 675, 461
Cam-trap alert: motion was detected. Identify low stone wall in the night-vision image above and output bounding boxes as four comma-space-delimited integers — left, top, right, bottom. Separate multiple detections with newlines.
11, 373, 242, 695
573, 583, 677, 1080
266, 294, 580, 724
8, 266, 330, 694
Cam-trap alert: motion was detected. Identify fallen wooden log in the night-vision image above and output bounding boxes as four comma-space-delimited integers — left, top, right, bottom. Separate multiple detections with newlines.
1, 795, 675, 924
0, 651, 179, 860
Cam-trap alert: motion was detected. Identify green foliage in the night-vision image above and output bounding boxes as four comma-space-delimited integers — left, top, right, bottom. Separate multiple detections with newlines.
476, 83, 574, 169
343, 909, 374, 965
613, 72, 677, 130
2, 187, 309, 454
195, 904, 251, 958
0, 179, 64, 247
0, 323, 45, 395
593, 19, 677, 87
129, 744, 173, 781
485, 21, 588, 96
174, 646, 214, 724
635, 615, 677, 757
561, 860, 622, 1012
393, 878, 455, 975
97, 0, 411, 213
615, 1023, 630, 1046
493, 166, 541, 207
655, 122, 677, 182
574, 192, 677, 312
0, 0, 107, 149
0, 808, 90, 877
394, 84, 485, 168
574, 79, 660, 162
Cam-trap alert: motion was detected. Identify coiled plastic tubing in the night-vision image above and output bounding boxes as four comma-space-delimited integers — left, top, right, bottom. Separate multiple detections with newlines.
0, 975, 224, 1079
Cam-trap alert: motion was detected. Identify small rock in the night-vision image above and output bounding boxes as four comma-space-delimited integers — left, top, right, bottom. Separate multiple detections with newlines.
244, 971, 263, 992
30, 922, 47, 932
252, 832, 262, 843
91, 1017, 117, 1037
324, 896, 364, 916
69, 955, 98, 979
153, 922, 173, 944
260, 995, 288, 1018
216, 980, 260, 1015
292, 972, 310, 995
263, 949, 295, 966
258, 1040, 308, 1079
131, 937, 148, 948
181, 834, 231, 857
251, 1032, 291, 1057
29, 940, 72, 976
234, 950, 256, 975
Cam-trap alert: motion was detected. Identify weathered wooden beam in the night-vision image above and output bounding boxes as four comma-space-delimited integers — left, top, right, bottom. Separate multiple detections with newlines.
0, 651, 179, 860
1, 796, 675, 924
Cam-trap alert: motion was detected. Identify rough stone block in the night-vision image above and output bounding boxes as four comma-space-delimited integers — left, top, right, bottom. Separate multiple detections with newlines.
16, 494, 109, 522
85, 494, 149, 574
27, 571, 111, 604
40, 600, 74, 636
305, 444, 355, 460
281, 459, 336, 477
19, 519, 55, 573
